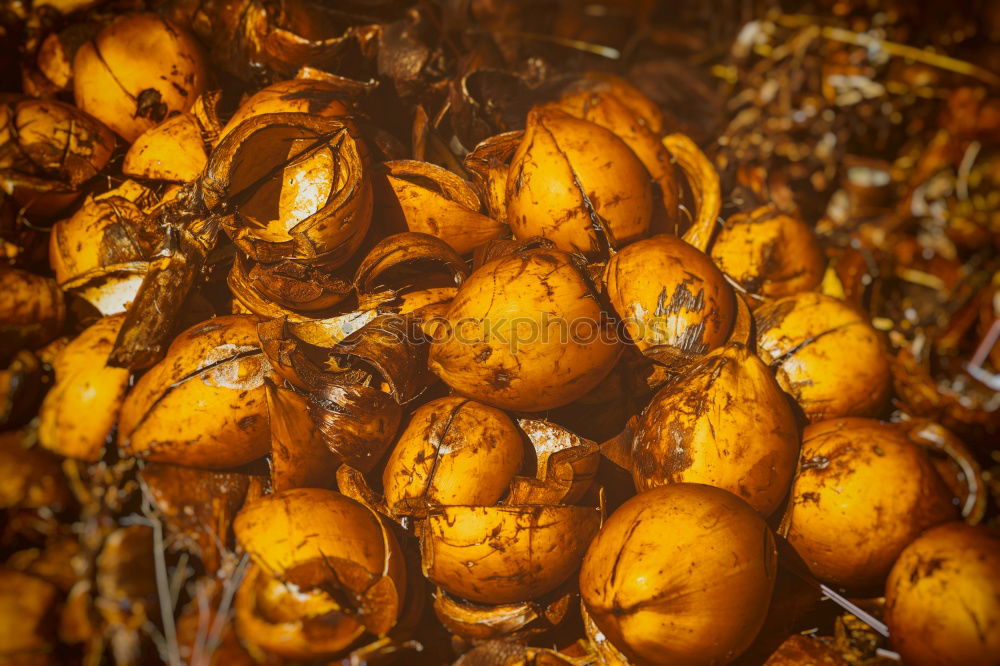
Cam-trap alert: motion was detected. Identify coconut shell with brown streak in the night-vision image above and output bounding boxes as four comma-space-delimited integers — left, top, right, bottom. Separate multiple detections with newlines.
781, 418, 958, 591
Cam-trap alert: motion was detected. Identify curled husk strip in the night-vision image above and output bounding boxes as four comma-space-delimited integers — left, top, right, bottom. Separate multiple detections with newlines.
433, 585, 573, 642
580, 483, 776, 666
49, 180, 159, 316
506, 107, 652, 256
229, 252, 353, 316
0, 98, 115, 218
118, 315, 274, 468
428, 247, 622, 412
382, 160, 507, 255
233, 487, 408, 655
382, 397, 525, 518
464, 131, 523, 225
780, 418, 958, 590
420, 503, 601, 605
353, 231, 469, 297
507, 418, 599, 506
73, 13, 208, 142
755, 292, 890, 422
710, 205, 825, 301
631, 296, 799, 516
207, 112, 373, 269
38, 314, 129, 462
901, 419, 986, 524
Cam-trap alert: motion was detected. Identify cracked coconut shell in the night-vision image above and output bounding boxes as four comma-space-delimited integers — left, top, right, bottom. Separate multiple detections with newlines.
781, 418, 958, 590
382, 396, 525, 518
427, 247, 621, 412
506, 107, 652, 256
233, 487, 407, 654
755, 292, 890, 422
884, 522, 1000, 666
73, 13, 207, 142
0, 97, 115, 218
383, 159, 506, 255
420, 503, 601, 605
710, 205, 825, 301
632, 297, 799, 515
118, 314, 273, 468
207, 112, 372, 269
580, 483, 776, 666
605, 234, 735, 364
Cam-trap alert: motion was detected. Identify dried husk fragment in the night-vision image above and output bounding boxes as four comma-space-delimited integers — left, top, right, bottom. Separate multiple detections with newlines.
428, 247, 621, 412
208, 112, 373, 269
434, 585, 573, 642
382, 396, 525, 518
229, 252, 353, 316
138, 462, 252, 574
463, 131, 523, 225
580, 483, 776, 666
0, 97, 115, 219
884, 522, 1000, 666
631, 296, 799, 515
780, 418, 958, 590
507, 418, 599, 506
123, 113, 208, 183
763, 634, 847, 665
233, 488, 408, 649
108, 203, 218, 370
420, 503, 601, 605
382, 160, 507, 255
604, 234, 735, 365
195, 0, 387, 82
258, 311, 431, 471
73, 13, 208, 142
710, 205, 825, 301
755, 292, 891, 422
506, 108, 653, 256
118, 315, 273, 468
38, 314, 129, 462
264, 379, 342, 491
